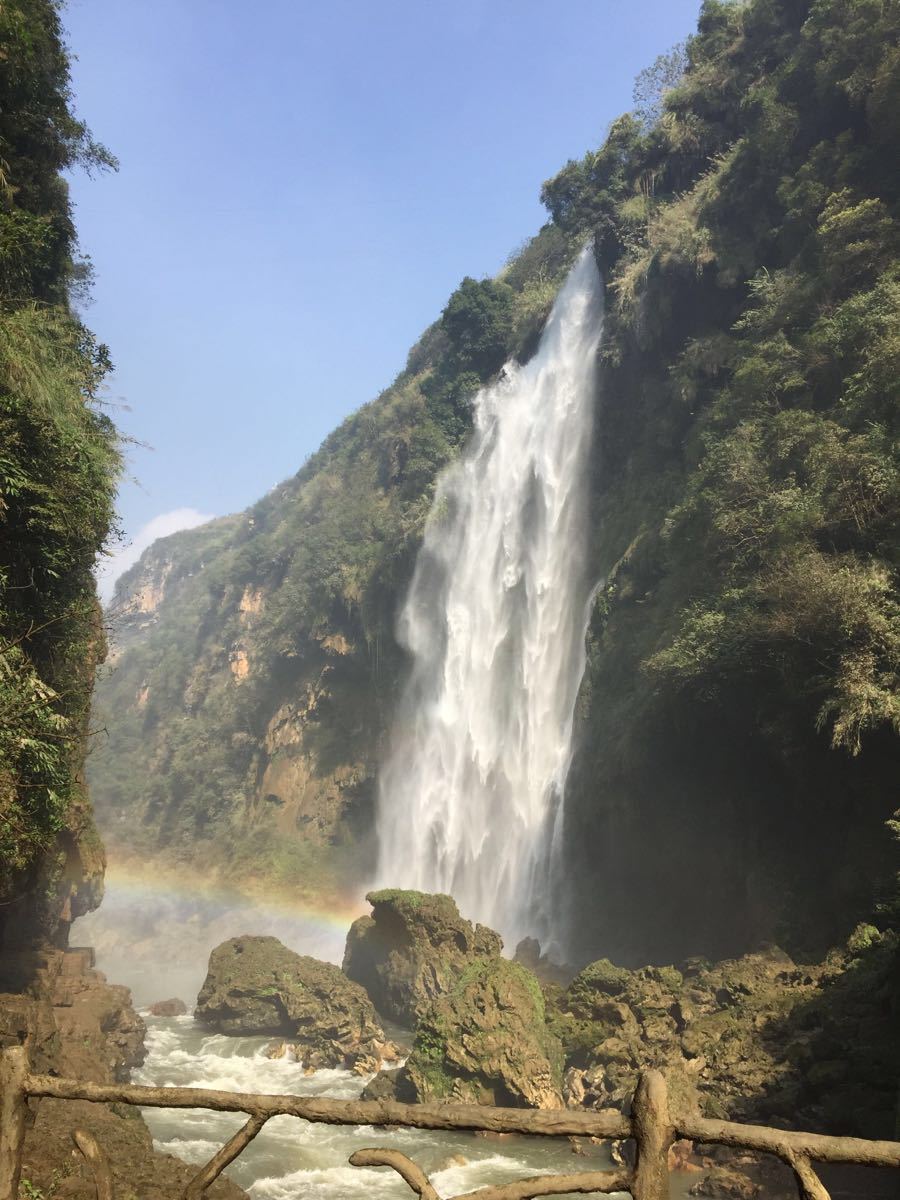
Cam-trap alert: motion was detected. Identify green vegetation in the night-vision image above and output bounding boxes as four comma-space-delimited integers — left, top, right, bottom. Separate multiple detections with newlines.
551, 0, 900, 963
89, 222, 579, 888
0, 0, 119, 942
405, 956, 564, 1107
91, 0, 898, 988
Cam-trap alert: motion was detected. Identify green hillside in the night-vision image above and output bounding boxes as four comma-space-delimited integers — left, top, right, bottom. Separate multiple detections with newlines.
91, 0, 899, 968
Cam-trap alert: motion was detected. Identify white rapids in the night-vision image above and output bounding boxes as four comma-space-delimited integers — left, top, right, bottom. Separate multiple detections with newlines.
138, 1012, 623, 1199
375, 246, 603, 949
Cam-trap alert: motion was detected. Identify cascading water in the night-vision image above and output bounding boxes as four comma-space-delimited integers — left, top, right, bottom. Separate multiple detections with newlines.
375, 246, 603, 950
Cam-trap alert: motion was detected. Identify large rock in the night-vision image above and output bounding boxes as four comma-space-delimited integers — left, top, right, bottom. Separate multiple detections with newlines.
0, 946, 246, 1200
343, 889, 503, 1026
148, 997, 188, 1017
403, 957, 564, 1108
550, 939, 900, 1138
195, 935, 386, 1069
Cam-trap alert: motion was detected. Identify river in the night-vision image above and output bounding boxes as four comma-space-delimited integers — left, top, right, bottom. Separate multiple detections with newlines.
137, 1010, 645, 1199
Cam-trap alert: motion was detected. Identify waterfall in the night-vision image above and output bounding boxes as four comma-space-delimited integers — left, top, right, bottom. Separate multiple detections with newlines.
375, 246, 602, 951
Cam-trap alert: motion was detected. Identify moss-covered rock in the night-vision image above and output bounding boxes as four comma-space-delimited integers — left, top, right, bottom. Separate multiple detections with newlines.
195, 935, 386, 1070
342, 889, 503, 1026
403, 957, 564, 1108
549, 939, 900, 1139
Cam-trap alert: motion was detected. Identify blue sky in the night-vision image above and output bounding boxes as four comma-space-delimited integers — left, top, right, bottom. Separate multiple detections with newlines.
62, 0, 701, 598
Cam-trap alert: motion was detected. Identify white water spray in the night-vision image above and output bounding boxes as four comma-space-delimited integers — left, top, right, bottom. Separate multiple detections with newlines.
375, 247, 602, 950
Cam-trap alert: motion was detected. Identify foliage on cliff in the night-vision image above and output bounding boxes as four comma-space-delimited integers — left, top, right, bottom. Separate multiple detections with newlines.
0, 0, 119, 944
404, 957, 565, 1109
89, 225, 577, 889
92, 0, 899, 968
550, 0, 900, 962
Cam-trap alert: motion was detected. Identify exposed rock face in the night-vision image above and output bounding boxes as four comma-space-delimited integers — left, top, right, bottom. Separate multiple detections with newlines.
0, 946, 246, 1200
148, 997, 188, 1017
264, 1035, 404, 1075
343, 889, 503, 1026
1, 797, 107, 957
513, 937, 573, 986
553, 950, 792, 1120
689, 1165, 761, 1198
361, 1064, 415, 1102
403, 957, 564, 1108
550, 934, 900, 1139
0, 946, 145, 1083
196, 935, 387, 1070
90, 512, 386, 900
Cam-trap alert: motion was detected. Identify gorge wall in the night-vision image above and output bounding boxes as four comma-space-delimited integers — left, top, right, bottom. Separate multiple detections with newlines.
0, 0, 120, 954
91, 0, 900, 966
91, 224, 581, 904
0, 7, 255, 1193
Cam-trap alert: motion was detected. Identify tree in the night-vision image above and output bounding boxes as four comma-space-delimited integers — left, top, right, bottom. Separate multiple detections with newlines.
440, 276, 514, 379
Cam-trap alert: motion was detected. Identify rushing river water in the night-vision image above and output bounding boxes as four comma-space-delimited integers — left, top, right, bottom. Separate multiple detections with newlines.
138, 1012, 644, 1200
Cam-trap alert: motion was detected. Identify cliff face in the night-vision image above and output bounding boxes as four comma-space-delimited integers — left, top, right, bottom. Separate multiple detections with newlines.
0, 0, 121, 953
90, 0, 900, 968
90, 226, 579, 899
100, 520, 377, 886
93, 493, 402, 896
554, 0, 900, 965
0, 945, 245, 1200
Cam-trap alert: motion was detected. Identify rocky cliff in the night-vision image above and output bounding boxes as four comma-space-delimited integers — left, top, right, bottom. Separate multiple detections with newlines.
0, 0, 121, 955
90, 227, 579, 900
0, 945, 245, 1200
90, 0, 900, 976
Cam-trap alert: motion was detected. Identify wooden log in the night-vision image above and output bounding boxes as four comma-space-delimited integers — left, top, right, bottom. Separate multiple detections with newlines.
0, 1046, 28, 1200
631, 1070, 673, 1200
785, 1150, 831, 1200
72, 1129, 115, 1200
24, 1074, 631, 1139
349, 1148, 633, 1200
677, 1114, 900, 1170
349, 1149, 442, 1200
18, 1066, 900, 1192
183, 1113, 268, 1200
450, 1168, 634, 1199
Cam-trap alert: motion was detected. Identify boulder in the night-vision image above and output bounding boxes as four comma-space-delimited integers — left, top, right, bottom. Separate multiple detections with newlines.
148, 997, 187, 1017
689, 1166, 760, 1198
343, 889, 502, 1027
513, 937, 573, 986
195, 935, 386, 1070
264, 1035, 405, 1075
360, 1065, 416, 1102
546, 944, 857, 1124
403, 957, 564, 1108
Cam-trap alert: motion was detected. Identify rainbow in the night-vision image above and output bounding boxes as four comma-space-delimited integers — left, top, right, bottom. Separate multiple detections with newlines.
99, 856, 369, 936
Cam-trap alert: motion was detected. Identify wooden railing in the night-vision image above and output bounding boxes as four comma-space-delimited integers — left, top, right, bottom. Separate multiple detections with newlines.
1, 1045, 899, 1199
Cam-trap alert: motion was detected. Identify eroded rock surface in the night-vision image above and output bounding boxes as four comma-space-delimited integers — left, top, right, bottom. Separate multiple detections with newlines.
148, 996, 188, 1017
196, 934, 387, 1069
549, 932, 899, 1139
0, 946, 246, 1200
402, 957, 564, 1108
343, 889, 503, 1026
